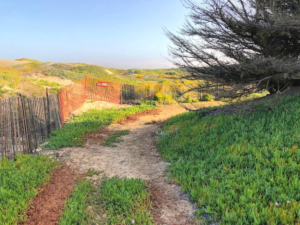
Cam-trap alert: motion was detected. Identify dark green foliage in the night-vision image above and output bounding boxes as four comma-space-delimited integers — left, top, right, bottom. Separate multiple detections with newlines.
128, 69, 142, 74
164, 71, 177, 75
158, 95, 300, 224
0, 154, 57, 224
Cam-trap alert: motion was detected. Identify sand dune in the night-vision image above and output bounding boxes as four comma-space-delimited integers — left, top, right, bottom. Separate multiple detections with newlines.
0, 59, 28, 67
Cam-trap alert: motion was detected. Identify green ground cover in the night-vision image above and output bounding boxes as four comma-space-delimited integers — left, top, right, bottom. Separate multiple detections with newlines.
158, 95, 300, 224
89, 177, 153, 224
59, 178, 93, 225
44, 102, 155, 150
60, 177, 153, 225
101, 130, 130, 147
0, 154, 57, 224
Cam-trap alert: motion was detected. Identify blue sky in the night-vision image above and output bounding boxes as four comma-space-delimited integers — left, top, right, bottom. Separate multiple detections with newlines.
0, 0, 188, 69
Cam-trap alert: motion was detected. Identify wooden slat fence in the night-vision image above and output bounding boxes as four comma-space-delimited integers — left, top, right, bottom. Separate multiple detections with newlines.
0, 94, 62, 159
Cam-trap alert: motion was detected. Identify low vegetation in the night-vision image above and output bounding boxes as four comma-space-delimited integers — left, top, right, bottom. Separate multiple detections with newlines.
43, 68, 85, 81
88, 177, 153, 224
158, 94, 300, 224
201, 93, 214, 101
59, 178, 93, 225
101, 130, 130, 147
43, 102, 155, 149
60, 176, 153, 225
0, 154, 57, 224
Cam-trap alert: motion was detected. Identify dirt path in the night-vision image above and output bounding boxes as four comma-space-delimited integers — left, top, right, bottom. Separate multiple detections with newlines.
20, 165, 80, 225
45, 103, 221, 224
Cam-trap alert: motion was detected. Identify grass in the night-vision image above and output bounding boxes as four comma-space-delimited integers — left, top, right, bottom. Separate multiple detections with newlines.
157, 94, 300, 224
101, 130, 130, 147
0, 154, 58, 224
59, 178, 93, 225
43, 102, 155, 150
88, 177, 153, 224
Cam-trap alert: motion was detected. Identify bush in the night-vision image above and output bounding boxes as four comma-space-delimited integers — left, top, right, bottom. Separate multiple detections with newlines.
135, 74, 143, 79
164, 71, 177, 75
155, 92, 173, 104
202, 93, 214, 101
185, 95, 199, 103
128, 69, 142, 74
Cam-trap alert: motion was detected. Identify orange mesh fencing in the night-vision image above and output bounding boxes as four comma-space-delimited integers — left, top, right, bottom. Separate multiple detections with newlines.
58, 78, 87, 124
58, 78, 122, 124
85, 78, 122, 104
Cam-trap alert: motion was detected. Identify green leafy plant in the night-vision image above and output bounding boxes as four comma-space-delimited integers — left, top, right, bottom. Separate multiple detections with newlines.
59, 178, 93, 225
0, 154, 57, 224
158, 94, 300, 224
89, 177, 153, 224
101, 130, 130, 147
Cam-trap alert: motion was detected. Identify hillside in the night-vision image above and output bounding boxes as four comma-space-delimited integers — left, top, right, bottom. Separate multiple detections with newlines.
0, 58, 244, 104
157, 90, 300, 224
0, 58, 187, 98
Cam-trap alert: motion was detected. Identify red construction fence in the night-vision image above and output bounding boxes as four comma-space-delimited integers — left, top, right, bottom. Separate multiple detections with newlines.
58, 77, 122, 124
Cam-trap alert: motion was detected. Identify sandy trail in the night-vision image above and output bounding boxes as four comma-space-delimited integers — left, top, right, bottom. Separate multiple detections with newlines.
45, 102, 221, 224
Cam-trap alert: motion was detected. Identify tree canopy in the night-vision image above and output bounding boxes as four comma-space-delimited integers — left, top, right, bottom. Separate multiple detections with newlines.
166, 0, 300, 96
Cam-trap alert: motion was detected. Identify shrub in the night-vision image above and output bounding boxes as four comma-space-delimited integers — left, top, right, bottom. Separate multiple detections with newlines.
164, 71, 177, 75
202, 93, 214, 101
128, 69, 142, 74
135, 74, 143, 79
185, 95, 199, 103
155, 92, 173, 104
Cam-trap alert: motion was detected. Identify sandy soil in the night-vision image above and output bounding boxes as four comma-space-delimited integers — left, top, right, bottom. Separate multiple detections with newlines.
44, 102, 221, 224
72, 100, 132, 117
105, 69, 113, 74
23, 72, 74, 86
0, 59, 28, 67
